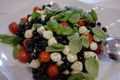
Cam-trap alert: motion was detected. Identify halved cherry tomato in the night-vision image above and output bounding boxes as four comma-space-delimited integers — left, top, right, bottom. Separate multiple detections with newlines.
82, 33, 93, 43
38, 51, 51, 63
23, 38, 32, 48
17, 49, 31, 63
95, 44, 103, 55
33, 6, 42, 12
20, 17, 28, 23
47, 64, 59, 79
60, 22, 69, 27
9, 22, 19, 34
77, 20, 85, 26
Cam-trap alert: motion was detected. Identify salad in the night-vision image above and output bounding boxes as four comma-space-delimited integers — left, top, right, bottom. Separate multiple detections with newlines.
0, 3, 108, 80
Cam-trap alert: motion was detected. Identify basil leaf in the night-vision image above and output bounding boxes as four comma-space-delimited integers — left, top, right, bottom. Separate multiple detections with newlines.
69, 37, 82, 55
13, 45, 20, 59
67, 34, 79, 41
81, 36, 89, 48
0, 34, 18, 45
89, 10, 98, 22
83, 12, 93, 22
46, 43, 65, 52
92, 27, 108, 39
32, 12, 40, 19
33, 23, 41, 28
68, 13, 80, 23
85, 57, 99, 78
61, 27, 73, 36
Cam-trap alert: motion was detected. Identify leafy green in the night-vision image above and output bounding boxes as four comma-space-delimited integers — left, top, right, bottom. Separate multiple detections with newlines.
68, 13, 80, 23
0, 34, 18, 46
85, 57, 99, 78
33, 23, 41, 28
46, 43, 65, 52
81, 35, 89, 48
69, 37, 82, 55
83, 12, 94, 22
67, 34, 79, 41
92, 27, 108, 39
32, 12, 41, 19
89, 10, 98, 22
13, 45, 20, 59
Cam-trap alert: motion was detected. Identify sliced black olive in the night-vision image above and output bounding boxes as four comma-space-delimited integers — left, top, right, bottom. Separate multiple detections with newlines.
25, 47, 33, 53
102, 27, 107, 32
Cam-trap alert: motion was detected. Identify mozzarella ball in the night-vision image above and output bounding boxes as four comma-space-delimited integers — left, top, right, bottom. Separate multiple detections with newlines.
36, 10, 44, 15
28, 16, 32, 22
50, 52, 62, 62
93, 35, 102, 42
84, 51, 98, 61
24, 29, 33, 38
62, 70, 70, 75
37, 26, 46, 34
90, 41, 98, 50
79, 26, 89, 34
71, 70, 80, 74
67, 54, 77, 62
29, 59, 40, 68
43, 30, 53, 39
63, 45, 70, 55
48, 37, 57, 45
41, 15, 46, 21
56, 60, 64, 66
71, 61, 83, 71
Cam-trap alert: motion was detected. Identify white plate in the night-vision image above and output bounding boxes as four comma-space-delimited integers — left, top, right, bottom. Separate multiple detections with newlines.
0, 0, 120, 80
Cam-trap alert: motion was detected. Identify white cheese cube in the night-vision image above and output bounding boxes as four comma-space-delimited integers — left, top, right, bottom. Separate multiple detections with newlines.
90, 41, 98, 50
29, 59, 40, 68
50, 52, 62, 62
71, 70, 80, 74
71, 61, 83, 71
93, 35, 102, 42
43, 30, 53, 39
24, 29, 33, 38
84, 51, 98, 61
56, 60, 64, 66
48, 37, 57, 45
79, 26, 89, 34
67, 54, 77, 62
62, 70, 70, 75
63, 45, 70, 55
37, 26, 46, 34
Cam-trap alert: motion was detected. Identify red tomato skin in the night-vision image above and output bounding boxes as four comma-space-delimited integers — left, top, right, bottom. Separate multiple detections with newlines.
20, 17, 28, 23
38, 51, 51, 63
82, 33, 93, 43
47, 64, 59, 79
77, 20, 85, 26
95, 44, 103, 55
33, 6, 42, 12
17, 49, 31, 63
9, 22, 19, 34
60, 22, 69, 27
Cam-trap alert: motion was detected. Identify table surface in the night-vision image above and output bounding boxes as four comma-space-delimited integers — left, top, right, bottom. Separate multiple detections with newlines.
0, 0, 120, 79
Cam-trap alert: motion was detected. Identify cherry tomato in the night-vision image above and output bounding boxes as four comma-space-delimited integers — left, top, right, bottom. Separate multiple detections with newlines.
95, 44, 103, 55
9, 22, 19, 34
20, 17, 28, 23
33, 6, 42, 12
47, 64, 59, 79
60, 22, 69, 27
17, 49, 31, 63
23, 38, 32, 48
82, 33, 93, 43
77, 20, 85, 26
38, 51, 51, 63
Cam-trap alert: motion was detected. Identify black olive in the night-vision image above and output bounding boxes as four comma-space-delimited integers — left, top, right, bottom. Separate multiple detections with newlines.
62, 39, 69, 45
34, 17, 41, 24
36, 47, 42, 53
41, 40, 48, 47
27, 14, 31, 18
26, 40, 34, 47
31, 53, 38, 59
90, 22, 96, 28
44, 14, 51, 22
33, 73, 38, 79
55, 36, 62, 43
97, 22, 101, 26
28, 58, 33, 63
102, 27, 107, 32
41, 20, 46, 25
17, 37, 24, 45
59, 64, 67, 72
42, 5, 46, 10
38, 67, 46, 75
32, 68, 38, 74
18, 23, 26, 29
89, 30, 94, 35
25, 47, 33, 53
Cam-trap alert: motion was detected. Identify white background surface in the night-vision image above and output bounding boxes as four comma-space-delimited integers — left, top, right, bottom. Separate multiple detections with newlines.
0, 0, 120, 80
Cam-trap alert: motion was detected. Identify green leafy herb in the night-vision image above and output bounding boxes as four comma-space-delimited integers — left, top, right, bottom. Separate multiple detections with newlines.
83, 12, 94, 22
46, 43, 65, 52
81, 35, 89, 48
85, 57, 99, 78
33, 23, 41, 28
0, 34, 18, 46
13, 45, 20, 59
67, 34, 79, 41
89, 10, 98, 22
68, 13, 80, 23
92, 27, 108, 39
61, 27, 73, 36
69, 37, 82, 55
32, 12, 41, 19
